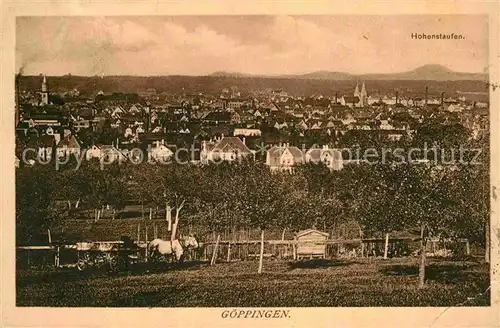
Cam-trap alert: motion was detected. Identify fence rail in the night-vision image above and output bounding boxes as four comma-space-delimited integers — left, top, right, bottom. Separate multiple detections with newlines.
16, 236, 472, 268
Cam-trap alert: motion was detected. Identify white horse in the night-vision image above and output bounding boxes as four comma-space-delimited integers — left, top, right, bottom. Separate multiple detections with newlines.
148, 235, 199, 263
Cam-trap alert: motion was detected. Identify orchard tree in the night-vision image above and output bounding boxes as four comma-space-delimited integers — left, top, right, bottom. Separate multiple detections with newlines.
355, 162, 462, 287
16, 166, 58, 244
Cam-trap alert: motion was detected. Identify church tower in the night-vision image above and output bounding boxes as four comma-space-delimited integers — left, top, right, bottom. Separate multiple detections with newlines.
41, 75, 49, 105
360, 82, 367, 107
354, 82, 360, 98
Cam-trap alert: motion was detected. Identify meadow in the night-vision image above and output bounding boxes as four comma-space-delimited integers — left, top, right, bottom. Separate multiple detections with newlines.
16, 257, 490, 307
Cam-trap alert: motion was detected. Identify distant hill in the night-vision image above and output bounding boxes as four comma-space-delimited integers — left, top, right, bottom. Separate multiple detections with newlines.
208, 65, 487, 81
18, 65, 488, 99
209, 71, 254, 78
360, 65, 487, 81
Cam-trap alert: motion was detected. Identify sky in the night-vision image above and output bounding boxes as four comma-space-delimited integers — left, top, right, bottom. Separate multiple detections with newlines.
16, 15, 488, 76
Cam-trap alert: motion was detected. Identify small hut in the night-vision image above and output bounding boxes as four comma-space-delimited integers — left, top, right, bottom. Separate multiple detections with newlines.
295, 228, 329, 260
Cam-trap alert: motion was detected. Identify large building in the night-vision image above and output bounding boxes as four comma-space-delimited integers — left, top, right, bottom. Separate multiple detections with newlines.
201, 136, 253, 164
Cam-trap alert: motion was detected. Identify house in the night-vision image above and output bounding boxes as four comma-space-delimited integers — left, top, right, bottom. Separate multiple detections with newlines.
295, 229, 329, 259
111, 106, 124, 118
38, 134, 55, 162
266, 144, 304, 172
29, 113, 63, 127
148, 140, 174, 163
72, 117, 91, 131
100, 145, 127, 163
201, 136, 253, 164
86, 144, 102, 160
233, 128, 261, 137
128, 104, 142, 114
227, 100, 245, 109
56, 134, 81, 158
305, 145, 343, 170
274, 121, 289, 130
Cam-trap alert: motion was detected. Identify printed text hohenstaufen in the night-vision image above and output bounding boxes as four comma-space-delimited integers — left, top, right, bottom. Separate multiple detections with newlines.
411, 33, 465, 40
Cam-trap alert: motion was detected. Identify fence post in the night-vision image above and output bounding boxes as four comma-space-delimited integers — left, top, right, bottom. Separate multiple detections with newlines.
145, 226, 149, 261
292, 236, 297, 260
466, 239, 470, 256
47, 229, 52, 244
137, 223, 141, 243
258, 230, 265, 274
227, 242, 231, 263
359, 228, 364, 258
211, 235, 220, 266
384, 233, 389, 259
54, 246, 60, 268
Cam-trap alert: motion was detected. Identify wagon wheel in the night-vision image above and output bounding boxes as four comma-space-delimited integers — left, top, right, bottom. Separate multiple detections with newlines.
77, 254, 88, 272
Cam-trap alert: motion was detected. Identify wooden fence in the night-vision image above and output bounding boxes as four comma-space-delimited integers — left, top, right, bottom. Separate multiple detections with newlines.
16, 235, 472, 269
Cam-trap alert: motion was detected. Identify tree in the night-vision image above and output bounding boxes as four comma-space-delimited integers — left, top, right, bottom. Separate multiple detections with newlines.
16, 166, 58, 244
352, 162, 464, 287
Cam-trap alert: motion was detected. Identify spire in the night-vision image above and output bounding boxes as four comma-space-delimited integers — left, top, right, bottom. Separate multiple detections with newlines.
42, 75, 47, 92
354, 82, 360, 97
361, 82, 367, 96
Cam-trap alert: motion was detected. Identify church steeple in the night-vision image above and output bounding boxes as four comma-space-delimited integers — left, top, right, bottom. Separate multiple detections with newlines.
42, 75, 47, 92
359, 82, 367, 107
41, 75, 49, 105
361, 82, 367, 97
354, 82, 360, 97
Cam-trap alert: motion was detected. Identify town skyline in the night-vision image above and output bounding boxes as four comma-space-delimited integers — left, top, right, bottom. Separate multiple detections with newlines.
16, 15, 488, 77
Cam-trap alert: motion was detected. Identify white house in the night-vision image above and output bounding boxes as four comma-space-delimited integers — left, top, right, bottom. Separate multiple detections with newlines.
100, 145, 127, 163
148, 141, 174, 163
305, 145, 343, 171
233, 128, 262, 137
56, 134, 81, 159
201, 136, 253, 164
86, 145, 102, 160
266, 144, 304, 172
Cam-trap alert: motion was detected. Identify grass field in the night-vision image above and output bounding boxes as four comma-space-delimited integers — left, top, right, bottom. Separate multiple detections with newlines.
16, 257, 490, 307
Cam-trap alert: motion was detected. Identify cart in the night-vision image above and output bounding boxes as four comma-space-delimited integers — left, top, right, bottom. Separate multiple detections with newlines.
76, 240, 139, 272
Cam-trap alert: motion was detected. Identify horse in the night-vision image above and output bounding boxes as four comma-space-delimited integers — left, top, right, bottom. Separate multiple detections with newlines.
148, 235, 199, 263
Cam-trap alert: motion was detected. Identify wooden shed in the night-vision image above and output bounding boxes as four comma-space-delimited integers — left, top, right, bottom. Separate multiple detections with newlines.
295, 229, 329, 259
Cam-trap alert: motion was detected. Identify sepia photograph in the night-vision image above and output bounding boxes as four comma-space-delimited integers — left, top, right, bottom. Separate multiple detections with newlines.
6, 8, 497, 318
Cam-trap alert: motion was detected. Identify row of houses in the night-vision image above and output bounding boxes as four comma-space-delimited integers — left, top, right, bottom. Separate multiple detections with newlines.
199, 137, 343, 171
17, 132, 344, 172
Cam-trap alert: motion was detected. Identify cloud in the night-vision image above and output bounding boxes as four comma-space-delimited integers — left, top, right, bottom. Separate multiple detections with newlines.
16, 15, 488, 76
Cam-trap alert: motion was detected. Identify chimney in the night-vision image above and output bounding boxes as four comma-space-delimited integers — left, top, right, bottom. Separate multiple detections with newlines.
334, 92, 338, 104
395, 91, 399, 105
242, 137, 246, 145
161, 139, 164, 145
221, 133, 224, 139
425, 86, 428, 106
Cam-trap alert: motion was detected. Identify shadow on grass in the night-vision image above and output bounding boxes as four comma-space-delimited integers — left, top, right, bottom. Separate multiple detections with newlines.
380, 262, 486, 284
117, 211, 143, 219
380, 264, 418, 276
17, 260, 209, 286
288, 259, 355, 269
136, 260, 207, 274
